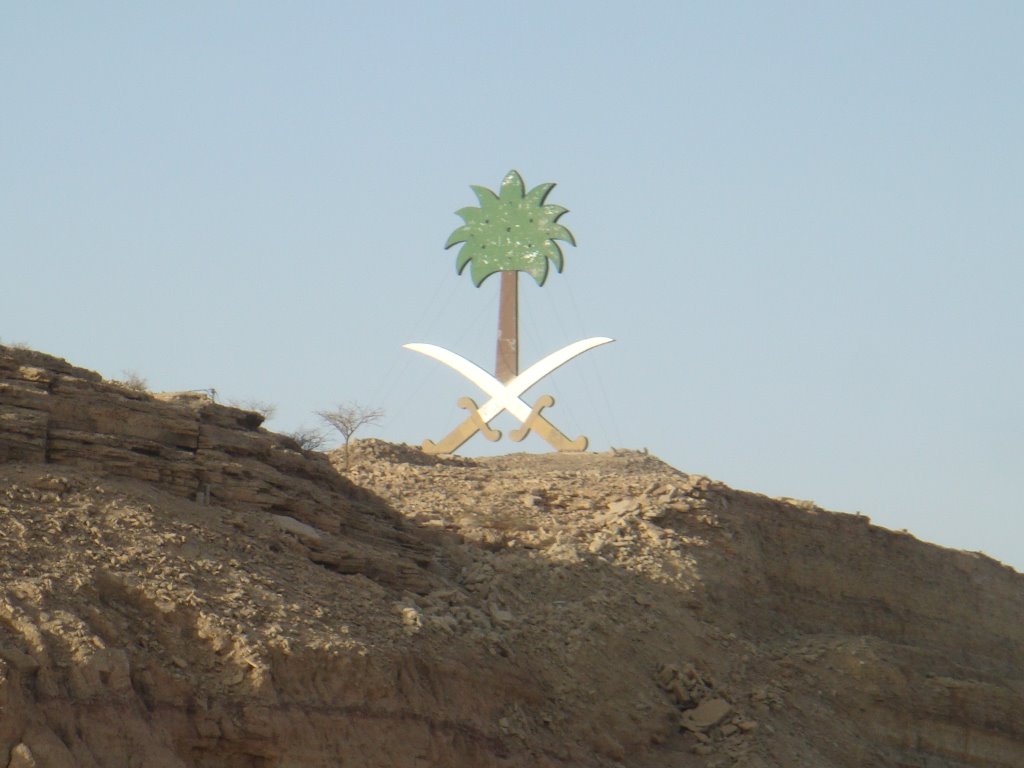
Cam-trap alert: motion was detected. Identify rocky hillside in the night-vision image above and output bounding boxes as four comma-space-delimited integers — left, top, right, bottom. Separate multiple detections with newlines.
1, 344, 1022, 768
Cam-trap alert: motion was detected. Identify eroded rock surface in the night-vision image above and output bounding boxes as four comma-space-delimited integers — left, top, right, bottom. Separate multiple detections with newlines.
1, 345, 1022, 767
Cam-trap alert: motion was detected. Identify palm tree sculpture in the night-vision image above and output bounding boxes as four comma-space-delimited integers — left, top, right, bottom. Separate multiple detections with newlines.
403, 170, 611, 454
445, 169, 576, 382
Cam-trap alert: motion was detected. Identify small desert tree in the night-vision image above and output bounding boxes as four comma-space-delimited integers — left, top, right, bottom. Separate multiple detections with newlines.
117, 370, 150, 393
317, 403, 384, 469
285, 426, 328, 452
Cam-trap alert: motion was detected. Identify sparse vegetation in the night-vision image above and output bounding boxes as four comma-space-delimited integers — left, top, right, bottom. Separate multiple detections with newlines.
317, 403, 384, 469
285, 427, 328, 452
117, 371, 150, 393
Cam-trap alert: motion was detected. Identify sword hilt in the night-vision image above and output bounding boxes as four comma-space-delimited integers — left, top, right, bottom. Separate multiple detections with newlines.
510, 395, 588, 451
423, 396, 499, 454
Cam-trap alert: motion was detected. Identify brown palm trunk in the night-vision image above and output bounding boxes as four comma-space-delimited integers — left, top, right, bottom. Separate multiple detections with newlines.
495, 271, 519, 382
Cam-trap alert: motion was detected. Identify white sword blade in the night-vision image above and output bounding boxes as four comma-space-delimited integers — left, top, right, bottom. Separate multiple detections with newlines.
404, 337, 614, 425
402, 343, 532, 421
507, 337, 614, 396
478, 336, 614, 422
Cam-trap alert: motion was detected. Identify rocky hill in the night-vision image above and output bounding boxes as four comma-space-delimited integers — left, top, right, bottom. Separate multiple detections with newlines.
1, 344, 1022, 768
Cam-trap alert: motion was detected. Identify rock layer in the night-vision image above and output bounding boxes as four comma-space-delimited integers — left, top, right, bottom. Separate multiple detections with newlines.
1, 344, 1022, 767
0, 346, 433, 593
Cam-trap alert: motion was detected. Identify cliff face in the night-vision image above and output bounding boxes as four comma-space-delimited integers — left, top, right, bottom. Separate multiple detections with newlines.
0, 346, 433, 593
1, 344, 1022, 768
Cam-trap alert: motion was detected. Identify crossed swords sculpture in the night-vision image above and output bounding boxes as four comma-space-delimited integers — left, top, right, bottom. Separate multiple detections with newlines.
404, 337, 613, 454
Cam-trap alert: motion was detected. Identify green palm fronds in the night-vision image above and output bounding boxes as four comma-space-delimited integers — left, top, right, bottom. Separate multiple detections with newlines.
445, 170, 576, 287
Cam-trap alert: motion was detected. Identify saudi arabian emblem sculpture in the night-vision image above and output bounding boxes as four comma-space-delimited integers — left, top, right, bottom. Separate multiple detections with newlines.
405, 170, 613, 454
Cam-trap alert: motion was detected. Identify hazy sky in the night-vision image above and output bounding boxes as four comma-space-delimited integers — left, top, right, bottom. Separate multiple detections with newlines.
2, 3, 1021, 571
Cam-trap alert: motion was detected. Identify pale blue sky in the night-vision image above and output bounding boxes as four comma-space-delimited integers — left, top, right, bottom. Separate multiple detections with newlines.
2, 3, 1021, 571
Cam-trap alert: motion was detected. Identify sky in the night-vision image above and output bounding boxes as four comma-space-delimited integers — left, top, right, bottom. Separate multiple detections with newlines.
2, 3, 1021, 572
